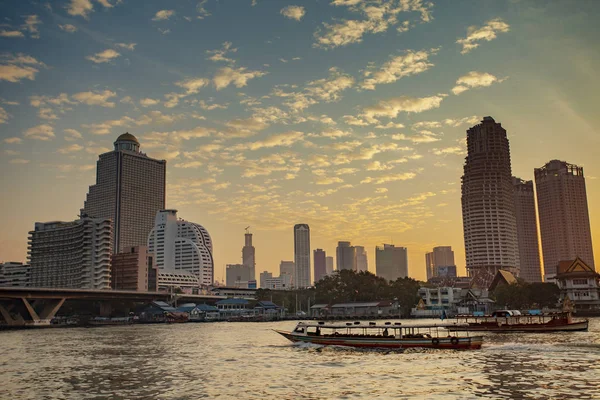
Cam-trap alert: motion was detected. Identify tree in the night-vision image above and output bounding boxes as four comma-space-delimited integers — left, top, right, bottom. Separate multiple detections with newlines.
527, 283, 560, 309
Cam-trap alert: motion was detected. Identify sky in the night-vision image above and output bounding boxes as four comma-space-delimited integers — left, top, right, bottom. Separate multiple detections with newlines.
1, 0, 600, 283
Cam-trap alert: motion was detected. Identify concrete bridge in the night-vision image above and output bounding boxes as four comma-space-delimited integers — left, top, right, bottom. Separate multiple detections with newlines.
0, 287, 227, 327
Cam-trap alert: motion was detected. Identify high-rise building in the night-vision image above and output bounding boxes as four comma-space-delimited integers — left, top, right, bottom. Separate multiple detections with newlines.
226, 264, 253, 287
280, 260, 295, 278
259, 271, 272, 289
28, 217, 112, 289
355, 246, 368, 272
0, 262, 30, 287
242, 230, 256, 281
426, 246, 456, 280
81, 133, 166, 253
336, 241, 356, 271
147, 209, 214, 286
512, 177, 543, 282
376, 244, 408, 281
264, 274, 293, 290
294, 224, 311, 288
111, 246, 157, 291
461, 117, 520, 283
325, 256, 334, 275
535, 160, 595, 272
314, 249, 327, 283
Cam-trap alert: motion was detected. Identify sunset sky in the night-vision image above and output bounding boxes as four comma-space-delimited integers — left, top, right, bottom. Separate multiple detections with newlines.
1, 0, 599, 283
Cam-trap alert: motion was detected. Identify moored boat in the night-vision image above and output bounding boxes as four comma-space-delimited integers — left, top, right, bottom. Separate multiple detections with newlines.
447, 311, 588, 333
275, 321, 483, 350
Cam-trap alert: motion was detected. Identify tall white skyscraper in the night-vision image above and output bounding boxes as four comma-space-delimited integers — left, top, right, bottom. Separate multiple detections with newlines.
293, 224, 311, 288
461, 117, 520, 285
355, 246, 368, 272
147, 209, 214, 286
82, 133, 166, 253
512, 177, 542, 282
535, 160, 595, 273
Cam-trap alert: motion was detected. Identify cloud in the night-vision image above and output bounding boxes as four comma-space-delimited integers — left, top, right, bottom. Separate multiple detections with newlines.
58, 143, 84, 154
213, 66, 267, 90
432, 146, 464, 155
9, 158, 30, 164
174, 161, 203, 169
457, 18, 510, 54
451, 71, 504, 95
115, 42, 136, 50
38, 108, 59, 120
361, 49, 437, 90
139, 98, 159, 107
153, 10, 175, 21
360, 95, 445, 123
96, 0, 113, 8
86, 49, 121, 63
233, 131, 304, 151
58, 24, 78, 33
67, 0, 94, 18
375, 122, 405, 129
198, 100, 228, 110
22, 15, 42, 39
343, 115, 369, 126
361, 171, 418, 184
0, 106, 10, 123
24, 124, 55, 140
64, 128, 83, 141
0, 30, 24, 38
0, 53, 45, 83
73, 90, 117, 107
281, 5, 306, 21
176, 77, 210, 94
4, 137, 22, 144
366, 161, 395, 171
392, 130, 441, 144
320, 128, 352, 139
316, 176, 344, 185
206, 42, 237, 63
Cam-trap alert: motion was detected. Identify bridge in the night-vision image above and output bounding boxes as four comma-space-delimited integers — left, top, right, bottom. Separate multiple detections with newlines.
0, 287, 228, 327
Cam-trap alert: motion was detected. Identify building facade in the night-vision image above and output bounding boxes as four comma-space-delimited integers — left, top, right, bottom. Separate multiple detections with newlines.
264, 274, 293, 290
259, 271, 272, 289
147, 209, 214, 286
294, 224, 311, 288
280, 261, 294, 281
111, 246, 157, 291
0, 262, 31, 287
325, 256, 334, 275
28, 217, 112, 289
425, 246, 456, 280
355, 246, 368, 272
242, 231, 256, 282
314, 249, 327, 283
512, 177, 543, 282
226, 264, 253, 287
336, 241, 356, 271
555, 258, 600, 313
376, 244, 408, 281
535, 160, 595, 272
81, 133, 166, 253
461, 117, 520, 284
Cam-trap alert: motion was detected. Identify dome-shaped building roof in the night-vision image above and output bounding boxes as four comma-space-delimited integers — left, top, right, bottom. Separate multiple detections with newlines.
114, 132, 141, 152
115, 132, 139, 144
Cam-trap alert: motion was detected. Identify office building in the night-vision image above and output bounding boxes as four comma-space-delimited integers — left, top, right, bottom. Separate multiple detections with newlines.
280, 260, 294, 286
242, 229, 256, 281
81, 133, 166, 253
0, 262, 30, 287
314, 249, 327, 283
325, 256, 334, 275
28, 217, 112, 289
260, 271, 272, 289
425, 246, 456, 280
461, 117, 520, 283
226, 264, 253, 287
111, 246, 157, 291
147, 209, 214, 286
294, 224, 311, 288
512, 177, 543, 282
264, 274, 293, 290
355, 246, 368, 272
535, 160, 595, 272
336, 241, 356, 271
376, 244, 408, 281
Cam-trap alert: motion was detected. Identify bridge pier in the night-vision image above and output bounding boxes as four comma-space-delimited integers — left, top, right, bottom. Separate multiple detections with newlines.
0, 302, 26, 326
99, 302, 112, 317
0, 298, 66, 327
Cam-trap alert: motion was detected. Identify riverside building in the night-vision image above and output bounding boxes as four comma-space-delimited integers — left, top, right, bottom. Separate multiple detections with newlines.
376, 244, 408, 281
111, 246, 157, 291
0, 262, 30, 287
81, 133, 166, 253
461, 117, 520, 285
512, 177, 543, 282
293, 224, 311, 288
28, 217, 112, 289
535, 160, 595, 272
336, 241, 356, 271
147, 209, 214, 286
425, 246, 456, 280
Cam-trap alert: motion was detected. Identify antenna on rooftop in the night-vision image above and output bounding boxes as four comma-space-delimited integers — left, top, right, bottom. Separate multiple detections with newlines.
245, 226, 250, 234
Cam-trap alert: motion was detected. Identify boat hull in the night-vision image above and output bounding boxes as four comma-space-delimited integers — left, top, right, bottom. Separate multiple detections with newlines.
275, 330, 482, 350
447, 320, 588, 333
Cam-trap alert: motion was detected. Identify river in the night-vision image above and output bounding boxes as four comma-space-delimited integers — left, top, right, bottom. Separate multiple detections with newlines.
1, 318, 599, 399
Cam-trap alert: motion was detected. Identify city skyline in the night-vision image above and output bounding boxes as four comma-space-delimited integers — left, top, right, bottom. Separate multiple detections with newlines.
1, 1, 600, 282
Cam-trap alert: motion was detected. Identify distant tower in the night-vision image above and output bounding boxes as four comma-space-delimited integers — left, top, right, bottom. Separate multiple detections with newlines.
313, 249, 326, 283
425, 246, 456, 280
325, 256, 334, 275
355, 246, 368, 272
461, 117, 520, 284
535, 160, 595, 273
293, 224, 311, 288
376, 244, 408, 281
242, 227, 256, 281
512, 177, 542, 282
81, 133, 166, 253
336, 241, 356, 271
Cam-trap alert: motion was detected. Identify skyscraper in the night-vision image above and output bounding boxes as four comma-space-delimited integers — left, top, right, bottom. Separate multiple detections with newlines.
325, 256, 334, 275
336, 241, 356, 271
82, 133, 166, 253
376, 244, 408, 281
535, 160, 595, 272
28, 217, 112, 289
242, 229, 256, 281
280, 260, 295, 278
147, 209, 214, 286
512, 177, 543, 282
293, 224, 311, 288
259, 271, 272, 289
425, 246, 456, 280
461, 117, 520, 283
225, 264, 253, 287
314, 249, 327, 283
355, 246, 368, 272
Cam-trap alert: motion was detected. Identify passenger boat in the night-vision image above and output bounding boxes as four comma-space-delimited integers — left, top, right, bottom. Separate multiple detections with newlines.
275, 321, 483, 350
447, 311, 588, 333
